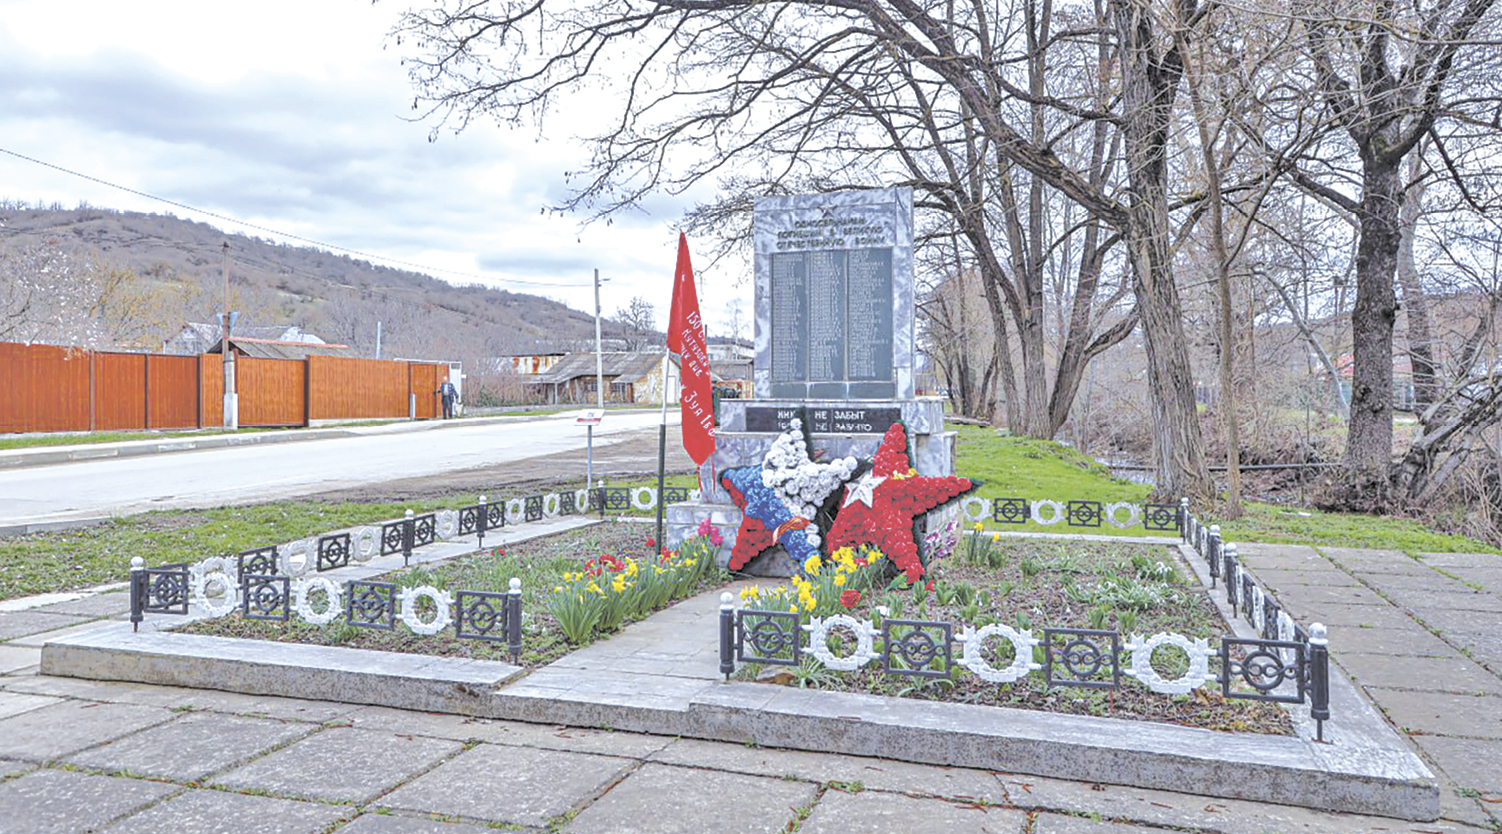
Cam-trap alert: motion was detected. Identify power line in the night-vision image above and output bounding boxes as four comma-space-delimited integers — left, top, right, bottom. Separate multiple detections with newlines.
0, 146, 591, 289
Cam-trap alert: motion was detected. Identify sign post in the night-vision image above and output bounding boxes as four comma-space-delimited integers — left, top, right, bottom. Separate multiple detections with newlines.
576, 410, 604, 489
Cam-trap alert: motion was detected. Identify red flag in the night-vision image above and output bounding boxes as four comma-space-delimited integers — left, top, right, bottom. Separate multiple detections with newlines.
668, 233, 715, 465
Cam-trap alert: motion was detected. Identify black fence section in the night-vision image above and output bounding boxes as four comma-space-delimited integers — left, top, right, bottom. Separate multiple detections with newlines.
127, 562, 529, 662
236, 546, 279, 583
458, 500, 505, 550
591, 486, 693, 518
984, 498, 1183, 533
316, 533, 352, 572
381, 512, 437, 566
1043, 627, 1120, 689
242, 574, 291, 622
1177, 498, 1332, 739
717, 601, 1332, 739
346, 580, 397, 630
129, 559, 188, 631
453, 589, 524, 659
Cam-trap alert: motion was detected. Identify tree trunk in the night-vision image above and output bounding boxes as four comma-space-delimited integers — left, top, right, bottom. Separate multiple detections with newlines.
1397, 153, 1439, 418
1110, 0, 1213, 502
1345, 158, 1403, 475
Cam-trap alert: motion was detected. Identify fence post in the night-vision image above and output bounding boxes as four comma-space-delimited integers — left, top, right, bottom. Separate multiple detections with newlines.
477, 495, 488, 551
719, 592, 736, 681
596, 487, 607, 520
402, 509, 415, 566
129, 556, 145, 632
1178, 497, 1188, 542
1208, 524, 1221, 588
507, 578, 523, 663
1225, 543, 1240, 615
1308, 622, 1331, 742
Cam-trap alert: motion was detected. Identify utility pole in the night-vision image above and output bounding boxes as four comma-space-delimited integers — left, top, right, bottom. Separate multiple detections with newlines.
221, 242, 238, 430
594, 268, 605, 410
374, 320, 383, 359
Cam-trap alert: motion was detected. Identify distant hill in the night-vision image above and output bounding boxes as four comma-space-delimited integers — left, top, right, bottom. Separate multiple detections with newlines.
0, 201, 622, 361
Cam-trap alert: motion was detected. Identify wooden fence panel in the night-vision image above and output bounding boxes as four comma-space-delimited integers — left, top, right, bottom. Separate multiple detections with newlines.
409, 363, 445, 419
146, 354, 199, 429
238, 356, 306, 427
0, 342, 90, 433
94, 353, 147, 431
308, 356, 409, 420
199, 358, 222, 428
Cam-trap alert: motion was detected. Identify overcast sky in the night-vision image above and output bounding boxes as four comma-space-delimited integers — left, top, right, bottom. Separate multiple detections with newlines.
0, 0, 753, 336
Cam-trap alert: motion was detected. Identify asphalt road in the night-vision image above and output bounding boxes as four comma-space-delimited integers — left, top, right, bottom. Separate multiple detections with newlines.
0, 411, 680, 528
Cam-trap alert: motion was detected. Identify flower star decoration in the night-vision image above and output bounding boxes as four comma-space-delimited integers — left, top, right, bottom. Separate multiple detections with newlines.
720, 417, 858, 574
824, 421, 974, 583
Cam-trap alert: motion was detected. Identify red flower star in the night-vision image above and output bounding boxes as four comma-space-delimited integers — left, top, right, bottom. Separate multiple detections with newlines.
825, 422, 973, 582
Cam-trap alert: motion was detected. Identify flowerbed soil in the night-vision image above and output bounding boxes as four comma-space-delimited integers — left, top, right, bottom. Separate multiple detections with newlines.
178, 521, 727, 669
737, 538, 1293, 736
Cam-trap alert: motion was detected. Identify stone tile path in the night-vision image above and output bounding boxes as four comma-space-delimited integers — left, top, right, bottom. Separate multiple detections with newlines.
1, 536, 1498, 832
1239, 543, 1502, 830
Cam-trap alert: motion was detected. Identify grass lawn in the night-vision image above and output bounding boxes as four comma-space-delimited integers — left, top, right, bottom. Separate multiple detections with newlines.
0, 421, 419, 452
949, 423, 1492, 553
0, 428, 260, 451
954, 426, 1152, 538
0, 497, 490, 601
177, 521, 726, 668
0, 475, 699, 601
734, 538, 1291, 735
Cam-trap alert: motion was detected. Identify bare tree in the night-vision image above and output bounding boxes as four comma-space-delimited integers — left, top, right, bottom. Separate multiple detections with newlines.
613, 296, 657, 351
388, 0, 1214, 497
1290, 0, 1502, 495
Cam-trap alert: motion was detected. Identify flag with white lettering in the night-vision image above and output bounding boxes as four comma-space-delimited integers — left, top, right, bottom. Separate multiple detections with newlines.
667, 233, 715, 465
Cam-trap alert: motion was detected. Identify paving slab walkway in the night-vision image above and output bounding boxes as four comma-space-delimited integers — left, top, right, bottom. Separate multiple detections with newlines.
1238, 543, 1502, 828
3, 533, 1500, 832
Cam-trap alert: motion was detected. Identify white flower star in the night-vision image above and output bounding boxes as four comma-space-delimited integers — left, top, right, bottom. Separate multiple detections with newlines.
843, 471, 887, 507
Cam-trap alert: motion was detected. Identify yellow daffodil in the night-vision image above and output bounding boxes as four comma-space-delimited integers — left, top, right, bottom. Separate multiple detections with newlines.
834, 573, 847, 587
973, 521, 984, 532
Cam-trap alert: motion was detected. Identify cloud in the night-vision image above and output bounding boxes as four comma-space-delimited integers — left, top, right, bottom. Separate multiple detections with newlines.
0, 0, 754, 322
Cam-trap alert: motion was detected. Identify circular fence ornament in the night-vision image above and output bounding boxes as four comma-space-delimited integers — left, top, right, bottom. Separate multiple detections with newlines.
351, 526, 380, 562
956, 624, 1041, 683
801, 614, 878, 671
1031, 499, 1065, 526
277, 539, 313, 578
506, 498, 525, 522
1104, 502, 1141, 530
961, 497, 992, 523
1276, 610, 1296, 663
631, 487, 657, 511
189, 559, 239, 618
574, 489, 590, 514
1124, 632, 1213, 695
397, 585, 454, 636
1251, 585, 1266, 630
436, 510, 459, 540
292, 577, 343, 625
543, 493, 561, 518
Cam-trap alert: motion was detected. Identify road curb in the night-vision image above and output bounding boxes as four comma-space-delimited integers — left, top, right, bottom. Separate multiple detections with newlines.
0, 413, 615, 471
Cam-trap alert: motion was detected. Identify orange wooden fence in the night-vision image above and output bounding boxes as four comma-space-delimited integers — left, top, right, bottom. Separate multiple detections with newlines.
0, 341, 451, 433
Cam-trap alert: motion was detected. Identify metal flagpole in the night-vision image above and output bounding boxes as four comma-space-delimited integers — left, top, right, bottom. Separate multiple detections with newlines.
655, 352, 669, 550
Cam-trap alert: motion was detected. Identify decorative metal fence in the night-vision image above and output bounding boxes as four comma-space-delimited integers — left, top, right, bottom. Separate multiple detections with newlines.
717, 598, 1332, 740
128, 556, 525, 661
716, 496, 1333, 741
589, 486, 695, 517
958, 497, 1184, 533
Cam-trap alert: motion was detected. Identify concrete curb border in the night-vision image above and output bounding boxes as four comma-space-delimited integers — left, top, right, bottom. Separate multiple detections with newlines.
39, 617, 1438, 821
